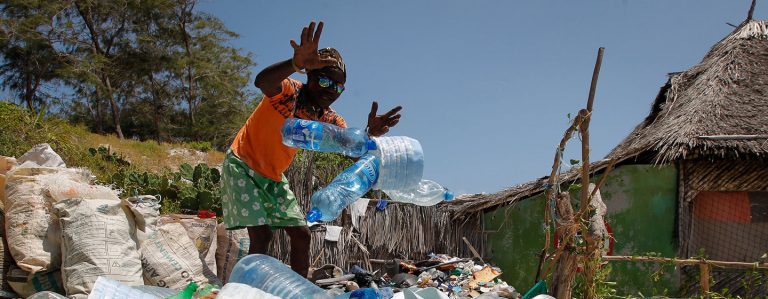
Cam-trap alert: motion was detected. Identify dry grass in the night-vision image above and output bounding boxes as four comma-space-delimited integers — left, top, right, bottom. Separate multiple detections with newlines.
80, 133, 225, 171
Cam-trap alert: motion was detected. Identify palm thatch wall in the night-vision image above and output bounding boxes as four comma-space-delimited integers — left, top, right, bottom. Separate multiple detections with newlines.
267, 151, 484, 271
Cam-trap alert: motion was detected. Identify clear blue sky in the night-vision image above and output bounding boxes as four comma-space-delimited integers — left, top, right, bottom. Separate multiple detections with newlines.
198, 0, 765, 196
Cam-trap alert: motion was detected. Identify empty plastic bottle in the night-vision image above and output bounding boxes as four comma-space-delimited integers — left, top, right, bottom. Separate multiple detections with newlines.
282, 118, 377, 157
370, 136, 423, 190
307, 154, 379, 222
228, 254, 333, 299
383, 179, 455, 206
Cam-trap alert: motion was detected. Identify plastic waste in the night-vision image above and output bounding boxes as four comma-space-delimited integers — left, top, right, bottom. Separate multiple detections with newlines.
335, 287, 394, 299
307, 154, 379, 222
87, 276, 168, 299
370, 136, 423, 190
165, 281, 198, 299
282, 118, 376, 157
228, 254, 333, 299
217, 283, 280, 299
28, 292, 67, 299
383, 179, 454, 206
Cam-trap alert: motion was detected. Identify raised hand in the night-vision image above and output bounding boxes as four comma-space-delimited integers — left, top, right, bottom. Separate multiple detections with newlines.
367, 101, 402, 137
290, 21, 338, 71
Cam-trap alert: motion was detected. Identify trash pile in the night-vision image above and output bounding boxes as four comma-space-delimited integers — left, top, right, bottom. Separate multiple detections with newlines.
0, 144, 251, 299
311, 253, 520, 299
0, 144, 526, 299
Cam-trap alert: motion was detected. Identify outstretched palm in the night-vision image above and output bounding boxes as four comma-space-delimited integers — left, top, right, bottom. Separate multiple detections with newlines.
367, 102, 402, 137
290, 21, 338, 71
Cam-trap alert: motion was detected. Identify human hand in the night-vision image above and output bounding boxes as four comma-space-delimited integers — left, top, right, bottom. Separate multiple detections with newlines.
367, 101, 402, 137
290, 21, 338, 71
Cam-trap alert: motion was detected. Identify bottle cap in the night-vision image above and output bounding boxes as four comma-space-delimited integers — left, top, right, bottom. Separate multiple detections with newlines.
444, 191, 455, 201
366, 139, 377, 151
306, 207, 323, 223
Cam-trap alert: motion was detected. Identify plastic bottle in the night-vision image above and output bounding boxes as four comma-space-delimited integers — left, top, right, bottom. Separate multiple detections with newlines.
334, 287, 394, 299
228, 254, 333, 299
369, 136, 424, 190
165, 281, 198, 299
282, 118, 377, 157
307, 154, 379, 222
383, 179, 454, 206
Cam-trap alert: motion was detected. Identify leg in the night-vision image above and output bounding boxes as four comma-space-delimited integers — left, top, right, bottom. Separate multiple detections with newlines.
247, 225, 273, 255
284, 226, 311, 277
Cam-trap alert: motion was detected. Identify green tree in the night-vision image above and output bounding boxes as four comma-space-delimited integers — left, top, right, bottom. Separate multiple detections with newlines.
0, 0, 67, 112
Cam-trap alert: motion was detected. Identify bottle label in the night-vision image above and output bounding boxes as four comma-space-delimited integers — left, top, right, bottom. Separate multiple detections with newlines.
289, 119, 322, 150
359, 156, 379, 185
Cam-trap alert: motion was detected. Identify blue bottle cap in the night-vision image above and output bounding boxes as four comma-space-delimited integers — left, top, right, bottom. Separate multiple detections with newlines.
306, 207, 323, 222
444, 191, 455, 201
366, 139, 377, 151
375, 200, 389, 211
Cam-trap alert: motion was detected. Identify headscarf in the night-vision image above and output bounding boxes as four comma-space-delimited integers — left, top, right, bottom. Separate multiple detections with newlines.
318, 47, 346, 75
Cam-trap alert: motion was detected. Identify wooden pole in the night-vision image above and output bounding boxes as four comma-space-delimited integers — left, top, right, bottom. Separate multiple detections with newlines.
551, 192, 578, 299
602, 255, 768, 269
578, 47, 605, 299
699, 263, 711, 294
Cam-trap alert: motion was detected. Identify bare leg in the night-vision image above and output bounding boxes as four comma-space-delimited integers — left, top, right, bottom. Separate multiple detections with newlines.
247, 225, 272, 254
284, 226, 311, 277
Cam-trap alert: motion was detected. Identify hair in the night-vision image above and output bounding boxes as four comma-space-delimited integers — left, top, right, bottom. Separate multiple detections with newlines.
318, 47, 346, 75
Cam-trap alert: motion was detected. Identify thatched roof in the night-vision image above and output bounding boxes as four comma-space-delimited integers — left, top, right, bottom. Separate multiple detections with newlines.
449, 19, 768, 216
608, 20, 768, 164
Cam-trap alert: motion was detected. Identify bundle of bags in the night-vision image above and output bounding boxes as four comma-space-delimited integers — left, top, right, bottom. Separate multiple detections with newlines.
0, 144, 251, 298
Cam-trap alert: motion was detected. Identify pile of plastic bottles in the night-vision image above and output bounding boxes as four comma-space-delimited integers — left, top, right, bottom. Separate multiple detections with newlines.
281, 118, 455, 222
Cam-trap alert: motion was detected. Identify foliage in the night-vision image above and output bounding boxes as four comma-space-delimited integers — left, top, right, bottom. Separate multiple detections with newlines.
0, 0, 257, 147
108, 162, 221, 215
572, 264, 618, 298
184, 141, 213, 152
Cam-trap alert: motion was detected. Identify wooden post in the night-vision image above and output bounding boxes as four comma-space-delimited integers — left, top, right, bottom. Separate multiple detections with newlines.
551, 192, 578, 299
699, 263, 710, 294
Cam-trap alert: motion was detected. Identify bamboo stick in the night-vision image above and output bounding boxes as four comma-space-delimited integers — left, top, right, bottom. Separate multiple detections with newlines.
602, 255, 768, 269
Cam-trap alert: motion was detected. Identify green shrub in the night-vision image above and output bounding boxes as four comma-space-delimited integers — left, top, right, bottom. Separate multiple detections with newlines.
108, 162, 221, 215
184, 141, 213, 152
0, 101, 120, 180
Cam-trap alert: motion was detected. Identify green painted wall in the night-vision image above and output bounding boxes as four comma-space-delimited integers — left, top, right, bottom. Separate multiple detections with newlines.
484, 165, 678, 296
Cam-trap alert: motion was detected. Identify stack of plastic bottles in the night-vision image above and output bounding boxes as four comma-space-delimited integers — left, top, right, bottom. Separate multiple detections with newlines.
281, 118, 454, 222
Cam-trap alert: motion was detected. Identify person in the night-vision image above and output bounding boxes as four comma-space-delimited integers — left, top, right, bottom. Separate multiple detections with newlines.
221, 21, 402, 277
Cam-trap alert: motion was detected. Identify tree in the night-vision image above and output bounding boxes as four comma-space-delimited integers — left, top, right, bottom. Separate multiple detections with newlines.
0, 0, 67, 112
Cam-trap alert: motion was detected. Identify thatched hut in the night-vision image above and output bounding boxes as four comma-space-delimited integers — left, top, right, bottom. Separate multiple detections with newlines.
448, 19, 768, 297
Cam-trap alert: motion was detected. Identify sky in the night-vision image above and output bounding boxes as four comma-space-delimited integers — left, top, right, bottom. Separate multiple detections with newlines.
197, 0, 765, 196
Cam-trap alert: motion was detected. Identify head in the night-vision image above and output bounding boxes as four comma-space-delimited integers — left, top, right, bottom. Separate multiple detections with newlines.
305, 48, 346, 109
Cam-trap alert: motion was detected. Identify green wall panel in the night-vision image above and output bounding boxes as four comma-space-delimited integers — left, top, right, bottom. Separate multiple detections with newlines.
484, 165, 678, 296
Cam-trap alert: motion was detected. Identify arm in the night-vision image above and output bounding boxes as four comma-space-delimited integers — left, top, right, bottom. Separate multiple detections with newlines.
253, 59, 296, 97
253, 21, 339, 98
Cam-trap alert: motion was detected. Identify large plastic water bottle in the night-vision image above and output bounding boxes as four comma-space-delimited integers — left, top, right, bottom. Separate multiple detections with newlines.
383, 179, 455, 206
282, 118, 377, 157
307, 154, 379, 222
370, 136, 424, 190
228, 254, 333, 299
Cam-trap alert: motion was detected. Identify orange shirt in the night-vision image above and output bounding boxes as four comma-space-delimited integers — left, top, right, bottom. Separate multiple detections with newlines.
231, 78, 347, 181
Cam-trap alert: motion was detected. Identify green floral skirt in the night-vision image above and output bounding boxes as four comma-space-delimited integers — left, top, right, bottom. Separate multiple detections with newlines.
221, 151, 306, 229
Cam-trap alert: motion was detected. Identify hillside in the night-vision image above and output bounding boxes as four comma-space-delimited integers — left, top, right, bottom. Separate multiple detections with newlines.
0, 101, 225, 180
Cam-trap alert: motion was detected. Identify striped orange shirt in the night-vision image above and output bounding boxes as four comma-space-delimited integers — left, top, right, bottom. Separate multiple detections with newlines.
231, 78, 346, 181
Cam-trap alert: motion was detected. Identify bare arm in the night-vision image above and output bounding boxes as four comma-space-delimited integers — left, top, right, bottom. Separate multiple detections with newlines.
254, 59, 295, 98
